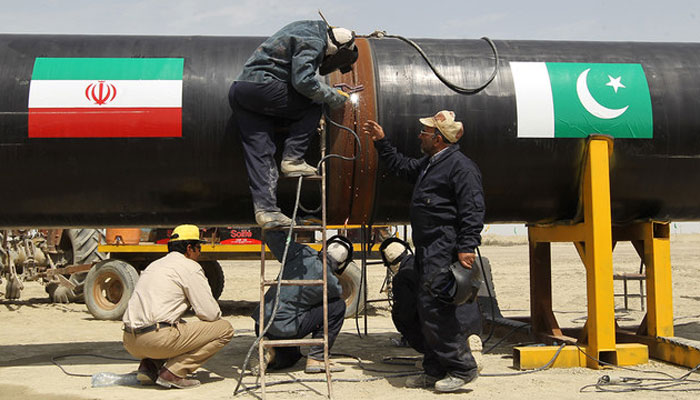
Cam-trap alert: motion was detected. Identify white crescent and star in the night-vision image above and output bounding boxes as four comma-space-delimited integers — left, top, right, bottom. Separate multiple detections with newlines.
576, 68, 628, 119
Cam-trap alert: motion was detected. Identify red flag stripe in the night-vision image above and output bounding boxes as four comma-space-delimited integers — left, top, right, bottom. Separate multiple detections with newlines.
28, 107, 181, 138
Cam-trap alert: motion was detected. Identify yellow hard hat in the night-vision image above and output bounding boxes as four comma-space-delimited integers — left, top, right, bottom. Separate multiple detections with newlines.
169, 224, 204, 243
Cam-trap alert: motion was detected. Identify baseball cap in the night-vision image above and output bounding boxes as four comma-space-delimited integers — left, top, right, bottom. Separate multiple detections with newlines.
419, 110, 464, 143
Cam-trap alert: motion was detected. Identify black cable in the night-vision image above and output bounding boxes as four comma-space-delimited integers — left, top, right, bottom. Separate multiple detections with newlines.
575, 344, 700, 393
476, 247, 497, 346
483, 323, 531, 354
316, 106, 362, 172
479, 343, 567, 377
331, 352, 419, 374
363, 31, 499, 95
353, 225, 369, 338
51, 354, 137, 378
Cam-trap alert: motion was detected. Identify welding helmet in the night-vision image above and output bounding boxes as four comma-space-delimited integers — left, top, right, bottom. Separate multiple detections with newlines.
169, 224, 205, 243
449, 260, 483, 305
320, 27, 358, 75
379, 237, 412, 273
326, 235, 353, 274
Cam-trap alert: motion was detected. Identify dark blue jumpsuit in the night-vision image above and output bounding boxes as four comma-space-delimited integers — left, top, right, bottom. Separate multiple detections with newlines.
375, 138, 485, 380
252, 231, 346, 369
230, 20, 347, 213
391, 253, 482, 354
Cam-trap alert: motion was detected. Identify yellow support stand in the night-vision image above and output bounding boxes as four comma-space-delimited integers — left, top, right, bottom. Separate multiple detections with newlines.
517, 135, 648, 369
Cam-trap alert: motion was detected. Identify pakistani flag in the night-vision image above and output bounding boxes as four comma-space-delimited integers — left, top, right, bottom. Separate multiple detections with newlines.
510, 62, 653, 139
28, 58, 184, 138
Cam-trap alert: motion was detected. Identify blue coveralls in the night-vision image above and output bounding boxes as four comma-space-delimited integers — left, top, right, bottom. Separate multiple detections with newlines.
230, 20, 347, 213
391, 253, 482, 354
375, 138, 485, 380
252, 230, 346, 368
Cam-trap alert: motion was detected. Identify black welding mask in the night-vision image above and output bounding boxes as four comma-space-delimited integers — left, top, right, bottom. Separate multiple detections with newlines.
448, 260, 483, 305
320, 29, 358, 75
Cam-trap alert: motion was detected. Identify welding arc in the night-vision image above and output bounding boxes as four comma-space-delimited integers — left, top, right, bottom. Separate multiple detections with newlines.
372, 33, 499, 95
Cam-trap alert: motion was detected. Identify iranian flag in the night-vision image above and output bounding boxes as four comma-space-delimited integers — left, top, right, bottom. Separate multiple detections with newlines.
510, 62, 653, 139
28, 57, 184, 138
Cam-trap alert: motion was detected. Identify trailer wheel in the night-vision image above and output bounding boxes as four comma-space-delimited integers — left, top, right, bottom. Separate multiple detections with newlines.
85, 260, 139, 320
200, 261, 224, 300
338, 261, 366, 318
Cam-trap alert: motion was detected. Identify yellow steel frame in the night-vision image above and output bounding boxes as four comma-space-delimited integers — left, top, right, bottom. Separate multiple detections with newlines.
518, 135, 649, 369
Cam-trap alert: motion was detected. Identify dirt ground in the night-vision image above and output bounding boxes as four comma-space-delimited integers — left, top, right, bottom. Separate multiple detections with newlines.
2, 234, 700, 399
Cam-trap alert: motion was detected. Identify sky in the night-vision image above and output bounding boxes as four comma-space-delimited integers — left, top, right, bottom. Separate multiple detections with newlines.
0, 0, 698, 41
3, 0, 699, 234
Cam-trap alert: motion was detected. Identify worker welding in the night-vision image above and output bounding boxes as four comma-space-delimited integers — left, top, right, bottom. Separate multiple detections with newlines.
4, 4, 700, 400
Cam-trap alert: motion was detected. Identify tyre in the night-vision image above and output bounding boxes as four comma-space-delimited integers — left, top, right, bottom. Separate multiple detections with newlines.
337, 261, 366, 318
85, 260, 139, 320
200, 261, 224, 300
63, 229, 107, 265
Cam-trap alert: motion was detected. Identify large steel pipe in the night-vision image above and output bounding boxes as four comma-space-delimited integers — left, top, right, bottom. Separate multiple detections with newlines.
1, 35, 699, 227
331, 38, 700, 225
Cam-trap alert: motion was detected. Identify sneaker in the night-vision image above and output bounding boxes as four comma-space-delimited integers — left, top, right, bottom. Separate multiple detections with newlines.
255, 211, 292, 228
467, 334, 484, 372
434, 370, 478, 393
405, 373, 440, 388
304, 358, 345, 373
281, 159, 317, 177
155, 367, 201, 389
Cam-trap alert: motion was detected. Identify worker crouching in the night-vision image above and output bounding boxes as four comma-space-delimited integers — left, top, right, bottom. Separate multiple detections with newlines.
380, 238, 484, 374
122, 224, 234, 389
252, 230, 350, 373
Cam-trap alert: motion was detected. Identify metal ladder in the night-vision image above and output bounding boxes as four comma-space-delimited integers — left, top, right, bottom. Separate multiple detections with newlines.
257, 121, 333, 399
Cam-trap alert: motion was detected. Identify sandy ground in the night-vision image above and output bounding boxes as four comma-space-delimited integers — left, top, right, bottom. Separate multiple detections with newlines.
2, 234, 700, 399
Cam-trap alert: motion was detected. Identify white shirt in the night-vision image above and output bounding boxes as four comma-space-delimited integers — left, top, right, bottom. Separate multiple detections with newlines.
123, 252, 221, 328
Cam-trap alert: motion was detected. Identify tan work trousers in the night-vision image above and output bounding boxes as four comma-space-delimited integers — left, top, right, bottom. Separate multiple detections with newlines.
123, 319, 234, 378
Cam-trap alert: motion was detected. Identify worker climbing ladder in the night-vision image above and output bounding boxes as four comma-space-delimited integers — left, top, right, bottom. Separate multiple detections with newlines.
256, 121, 334, 399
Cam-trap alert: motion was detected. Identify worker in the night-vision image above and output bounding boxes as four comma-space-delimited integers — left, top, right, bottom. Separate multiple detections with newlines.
380, 237, 483, 372
363, 110, 485, 392
230, 20, 358, 228
252, 230, 350, 373
122, 224, 234, 389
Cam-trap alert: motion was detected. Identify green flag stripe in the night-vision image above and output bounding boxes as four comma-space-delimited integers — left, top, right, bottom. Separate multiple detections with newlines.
31, 58, 184, 80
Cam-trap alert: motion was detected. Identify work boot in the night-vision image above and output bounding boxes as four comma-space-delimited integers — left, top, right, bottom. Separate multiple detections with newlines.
405, 373, 440, 388
281, 159, 317, 177
250, 347, 276, 376
304, 358, 345, 373
155, 367, 201, 389
434, 370, 478, 392
467, 334, 484, 372
136, 358, 163, 385
255, 211, 292, 228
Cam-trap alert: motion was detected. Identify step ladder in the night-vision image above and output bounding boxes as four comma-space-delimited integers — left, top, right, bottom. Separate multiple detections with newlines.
257, 120, 334, 399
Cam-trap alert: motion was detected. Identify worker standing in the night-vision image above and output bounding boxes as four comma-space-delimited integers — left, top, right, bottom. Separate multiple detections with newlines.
252, 230, 350, 373
230, 20, 358, 228
363, 111, 485, 392
122, 224, 234, 389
